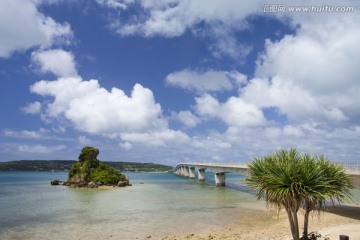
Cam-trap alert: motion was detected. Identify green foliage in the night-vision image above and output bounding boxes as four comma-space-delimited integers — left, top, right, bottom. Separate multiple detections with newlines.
78, 146, 99, 162
90, 163, 127, 184
106, 162, 173, 172
68, 162, 81, 178
0, 160, 172, 172
67, 146, 128, 184
245, 148, 354, 240
0, 160, 76, 171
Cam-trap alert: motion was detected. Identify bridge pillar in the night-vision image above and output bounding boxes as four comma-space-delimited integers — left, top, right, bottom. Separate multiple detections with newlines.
198, 169, 205, 181
183, 166, 190, 177
215, 173, 226, 187
178, 166, 183, 176
189, 167, 196, 179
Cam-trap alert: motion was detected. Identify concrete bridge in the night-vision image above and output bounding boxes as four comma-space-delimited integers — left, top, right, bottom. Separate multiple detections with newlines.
172, 162, 360, 188
172, 163, 249, 187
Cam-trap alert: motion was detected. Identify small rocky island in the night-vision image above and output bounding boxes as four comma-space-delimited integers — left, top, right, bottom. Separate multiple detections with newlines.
55, 146, 130, 188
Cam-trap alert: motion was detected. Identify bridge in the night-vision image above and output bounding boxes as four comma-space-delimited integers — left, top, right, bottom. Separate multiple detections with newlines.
172, 162, 360, 188
172, 163, 249, 187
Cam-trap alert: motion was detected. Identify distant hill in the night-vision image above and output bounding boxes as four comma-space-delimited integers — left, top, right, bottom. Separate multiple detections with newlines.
0, 160, 173, 172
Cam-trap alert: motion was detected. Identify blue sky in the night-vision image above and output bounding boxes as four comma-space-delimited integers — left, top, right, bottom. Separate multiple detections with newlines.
1, 0, 359, 166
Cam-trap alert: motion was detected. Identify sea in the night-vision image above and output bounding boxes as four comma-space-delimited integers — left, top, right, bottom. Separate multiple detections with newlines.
0, 171, 359, 240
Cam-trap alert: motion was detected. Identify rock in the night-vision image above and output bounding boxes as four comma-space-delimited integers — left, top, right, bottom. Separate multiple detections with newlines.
50, 179, 60, 185
65, 146, 128, 188
118, 181, 128, 187
88, 182, 98, 188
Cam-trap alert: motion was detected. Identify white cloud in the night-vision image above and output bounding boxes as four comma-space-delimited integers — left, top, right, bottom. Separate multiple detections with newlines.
31, 49, 78, 77
30, 77, 169, 137
18, 144, 66, 153
240, 13, 360, 125
0, 0, 72, 57
97, 1, 360, 61
121, 129, 190, 147
240, 77, 348, 123
195, 93, 267, 127
192, 136, 231, 150
4, 129, 46, 139
206, 24, 252, 60
32, 0, 73, 4
166, 69, 246, 93
119, 141, 132, 150
78, 135, 93, 146
283, 125, 304, 137
95, 0, 133, 9
103, 1, 259, 37
228, 71, 247, 86
171, 110, 201, 128
98, 0, 260, 59
22, 101, 42, 114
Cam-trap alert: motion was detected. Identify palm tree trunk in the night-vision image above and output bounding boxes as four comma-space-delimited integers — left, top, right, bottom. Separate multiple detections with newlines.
292, 205, 300, 239
285, 206, 300, 240
303, 202, 311, 239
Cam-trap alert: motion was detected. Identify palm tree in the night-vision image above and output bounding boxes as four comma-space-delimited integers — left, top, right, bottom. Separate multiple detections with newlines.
299, 154, 353, 239
245, 148, 303, 239
245, 149, 353, 240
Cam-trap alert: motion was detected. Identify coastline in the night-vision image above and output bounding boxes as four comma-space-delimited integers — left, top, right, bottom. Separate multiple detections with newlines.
163, 205, 360, 240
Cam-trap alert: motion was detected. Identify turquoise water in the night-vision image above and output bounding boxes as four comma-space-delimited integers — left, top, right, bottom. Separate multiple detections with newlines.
0, 171, 266, 240
1, 171, 358, 240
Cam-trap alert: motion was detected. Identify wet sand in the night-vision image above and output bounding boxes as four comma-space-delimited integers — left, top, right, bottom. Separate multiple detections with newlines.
163, 205, 360, 240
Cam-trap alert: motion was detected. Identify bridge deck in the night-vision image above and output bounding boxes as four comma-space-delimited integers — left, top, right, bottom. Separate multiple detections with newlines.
173, 162, 360, 188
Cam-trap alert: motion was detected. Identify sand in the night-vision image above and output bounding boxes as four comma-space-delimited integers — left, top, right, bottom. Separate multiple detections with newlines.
163, 205, 360, 240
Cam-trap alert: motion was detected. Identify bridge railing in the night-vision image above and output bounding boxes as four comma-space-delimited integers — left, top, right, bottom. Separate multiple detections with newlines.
175, 161, 360, 172
175, 163, 249, 168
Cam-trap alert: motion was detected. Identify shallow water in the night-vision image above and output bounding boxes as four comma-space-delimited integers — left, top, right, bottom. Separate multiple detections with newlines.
0, 171, 267, 240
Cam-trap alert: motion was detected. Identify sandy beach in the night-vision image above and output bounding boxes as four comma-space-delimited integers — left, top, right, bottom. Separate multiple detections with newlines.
163, 205, 360, 240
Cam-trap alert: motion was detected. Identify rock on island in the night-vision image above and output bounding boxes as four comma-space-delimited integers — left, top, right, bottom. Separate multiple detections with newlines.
63, 146, 130, 188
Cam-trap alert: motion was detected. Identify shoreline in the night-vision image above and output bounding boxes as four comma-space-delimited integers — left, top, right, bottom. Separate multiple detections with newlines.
163, 204, 360, 240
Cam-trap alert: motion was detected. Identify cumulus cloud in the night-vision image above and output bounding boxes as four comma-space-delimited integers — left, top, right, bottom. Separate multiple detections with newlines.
96, 0, 360, 61
121, 129, 190, 147
223, 124, 360, 162
6, 0, 359, 163
166, 69, 246, 93
195, 93, 267, 127
30, 77, 168, 137
119, 141, 132, 150
0, 0, 72, 57
100, 0, 259, 37
21, 101, 42, 114
97, 0, 260, 59
31, 49, 78, 77
239, 14, 360, 125
171, 110, 201, 128
240, 77, 348, 123
191, 136, 231, 150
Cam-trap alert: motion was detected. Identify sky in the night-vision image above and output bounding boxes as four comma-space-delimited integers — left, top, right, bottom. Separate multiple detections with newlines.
1, 0, 359, 166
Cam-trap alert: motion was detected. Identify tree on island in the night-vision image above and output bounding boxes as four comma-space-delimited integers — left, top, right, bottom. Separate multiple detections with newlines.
66, 146, 129, 187
245, 148, 353, 240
